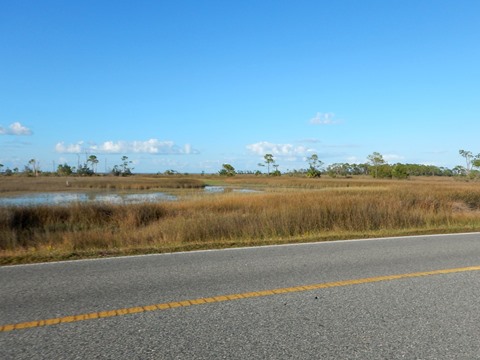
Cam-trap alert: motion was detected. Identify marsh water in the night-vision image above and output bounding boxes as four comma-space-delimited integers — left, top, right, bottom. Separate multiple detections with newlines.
0, 192, 177, 207
0, 186, 260, 207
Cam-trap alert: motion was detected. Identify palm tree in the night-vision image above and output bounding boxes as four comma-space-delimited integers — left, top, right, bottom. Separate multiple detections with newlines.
87, 155, 99, 173
28, 159, 38, 176
264, 153, 274, 175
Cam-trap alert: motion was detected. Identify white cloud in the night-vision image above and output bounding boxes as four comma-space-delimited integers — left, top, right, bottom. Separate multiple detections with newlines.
246, 141, 314, 157
55, 141, 83, 153
0, 122, 33, 135
55, 139, 198, 155
309, 112, 339, 125
91, 141, 126, 153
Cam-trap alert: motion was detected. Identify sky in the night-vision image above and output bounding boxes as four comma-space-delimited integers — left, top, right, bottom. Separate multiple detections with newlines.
1, 0, 479, 174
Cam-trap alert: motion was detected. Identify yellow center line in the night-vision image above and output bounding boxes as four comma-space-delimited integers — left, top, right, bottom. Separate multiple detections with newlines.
2, 265, 480, 332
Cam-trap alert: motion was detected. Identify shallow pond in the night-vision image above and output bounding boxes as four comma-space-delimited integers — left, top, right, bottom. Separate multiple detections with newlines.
203, 186, 261, 194
0, 192, 177, 207
0, 187, 261, 207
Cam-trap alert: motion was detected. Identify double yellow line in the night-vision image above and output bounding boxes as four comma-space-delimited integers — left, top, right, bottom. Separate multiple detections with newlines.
2, 265, 480, 332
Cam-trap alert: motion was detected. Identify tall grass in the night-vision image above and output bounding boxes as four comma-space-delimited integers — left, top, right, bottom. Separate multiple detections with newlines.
2, 178, 480, 264
0, 175, 205, 194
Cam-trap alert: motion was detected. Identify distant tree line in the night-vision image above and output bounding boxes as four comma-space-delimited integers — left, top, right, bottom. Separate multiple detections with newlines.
0, 155, 134, 177
2, 150, 480, 179
218, 150, 480, 180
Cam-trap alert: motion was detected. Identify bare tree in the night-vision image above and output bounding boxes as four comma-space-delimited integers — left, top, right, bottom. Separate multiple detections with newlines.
459, 150, 473, 175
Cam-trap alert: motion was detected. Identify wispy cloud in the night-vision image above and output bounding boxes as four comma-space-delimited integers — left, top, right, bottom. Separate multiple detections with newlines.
246, 141, 314, 157
0, 122, 33, 135
383, 154, 405, 163
346, 153, 404, 164
298, 138, 321, 144
309, 112, 340, 125
55, 139, 198, 155
346, 156, 362, 163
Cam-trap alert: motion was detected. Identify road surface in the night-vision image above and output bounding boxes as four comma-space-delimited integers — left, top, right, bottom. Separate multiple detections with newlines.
2, 233, 480, 359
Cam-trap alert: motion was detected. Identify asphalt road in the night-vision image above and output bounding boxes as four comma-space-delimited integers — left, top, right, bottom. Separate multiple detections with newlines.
1, 233, 480, 359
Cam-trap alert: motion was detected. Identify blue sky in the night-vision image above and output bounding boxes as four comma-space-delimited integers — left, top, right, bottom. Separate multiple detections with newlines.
1, 0, 479, 173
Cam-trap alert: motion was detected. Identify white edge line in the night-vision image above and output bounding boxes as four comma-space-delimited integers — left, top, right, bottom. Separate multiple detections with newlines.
3, 232, 480, 268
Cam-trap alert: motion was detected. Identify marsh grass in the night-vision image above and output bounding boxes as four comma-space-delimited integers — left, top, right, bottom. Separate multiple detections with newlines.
0, 175, 205, 195
1, 176, 480, 264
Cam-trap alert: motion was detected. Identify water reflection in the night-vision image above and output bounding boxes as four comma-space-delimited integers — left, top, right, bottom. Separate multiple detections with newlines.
0, 192, 177, 207
0, 187, 261, 207
204, 186, 225, 193
203, 186, 261, 193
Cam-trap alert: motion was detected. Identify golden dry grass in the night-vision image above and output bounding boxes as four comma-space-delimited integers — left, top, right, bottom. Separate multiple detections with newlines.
1, 176, 480, 265
0, 175, 205, 195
